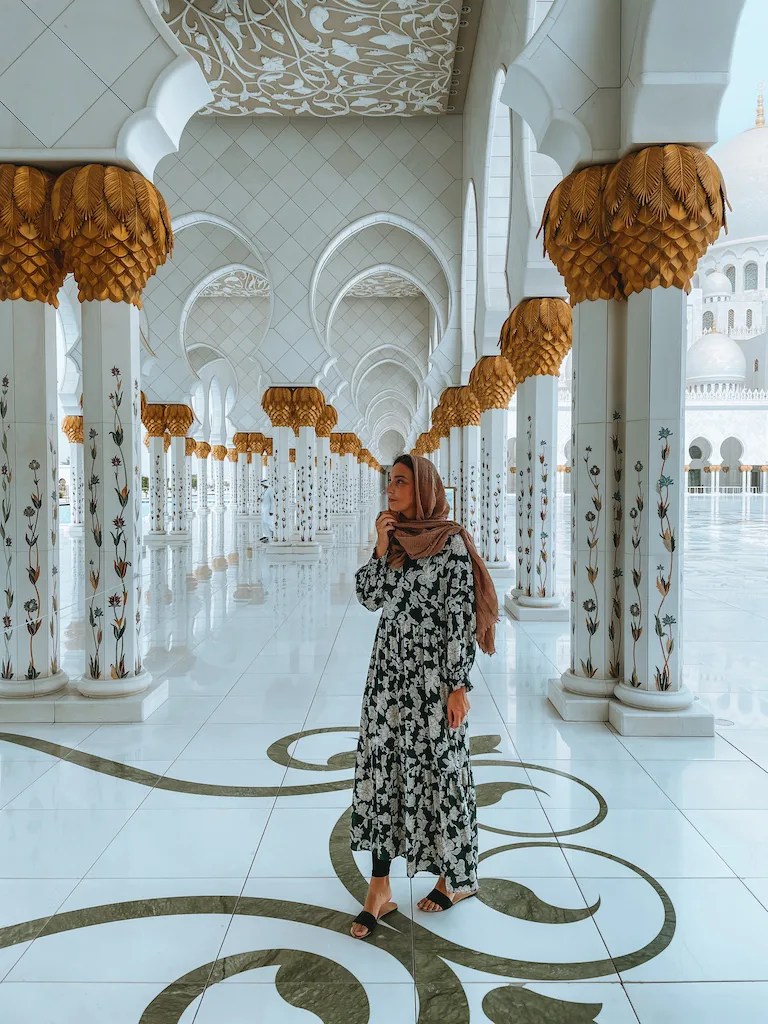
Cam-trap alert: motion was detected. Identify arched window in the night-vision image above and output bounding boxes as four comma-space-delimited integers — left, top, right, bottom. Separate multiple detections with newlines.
747, 308, 753, 328
756, 359, 760, 372
745, 261, 758, 290
484, 70, 511, 309
702, 311, 714, 331
725, 265, 736, 291
728, 308, 735, 330
461, 183, 478, 369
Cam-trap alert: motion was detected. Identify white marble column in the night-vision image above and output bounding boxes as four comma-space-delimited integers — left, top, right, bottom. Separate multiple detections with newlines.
296, 426, 318, 544
226, 449, 237, 507
212, 446, 226, 510
235, 441, 249, 517
62, 416, 85, 528
196, 442, 210, 513
184, 438, 195, 517
448, 425, 463, 523
248, 453, 260, 517
0, 300, 68, 696
512, 382, 529, 595
78, 302, 149, 696
761, 466, 768, 493
144, 407, 166, 539
273, 426, 292, 544
343, 453, 357, 514
480, 408, 509, 566
317, 434, 332, 537
613, 287, 696, 722
550, 298, 625, 713
168, 436, 190, 538
506, 374, 567, 620
741, 465, 751, 493
439, 435, 450, 485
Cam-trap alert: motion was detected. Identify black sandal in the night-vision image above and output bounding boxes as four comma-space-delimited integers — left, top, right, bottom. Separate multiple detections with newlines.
350, 900, 397, 939
420, 887, 477, 912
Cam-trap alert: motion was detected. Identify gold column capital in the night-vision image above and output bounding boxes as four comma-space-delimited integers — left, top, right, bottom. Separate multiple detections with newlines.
233, 432, 249, 454
185, 437, 197, 457
541, 145, 729, 303
141, 403, 166, 437
261, 387, 294, 427
52, 164, 172, 307
499, 297, 572, 381
292, 386, 325, 428
469, 355, 516, 411
439, 387, 461, 430
163, 431, 171, 452
212, 445, 227, 461
454, 386, 481, 427
316, 404, 338, 437
263, 437, 273, 457
248, 431, 264, 454
0, 165, 64, 306
227, 447, 238, 463
329, 432, 342, 454
196, 441, 211, 459
164, 403, 194, 437
61, 414, 84, 444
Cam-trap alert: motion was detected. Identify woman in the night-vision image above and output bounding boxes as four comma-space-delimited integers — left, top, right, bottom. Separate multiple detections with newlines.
349, 454, 498, 939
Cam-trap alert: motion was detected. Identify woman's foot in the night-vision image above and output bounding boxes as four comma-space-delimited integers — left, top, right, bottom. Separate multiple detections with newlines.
350, 876, 397, 938
417, 876, 477, 912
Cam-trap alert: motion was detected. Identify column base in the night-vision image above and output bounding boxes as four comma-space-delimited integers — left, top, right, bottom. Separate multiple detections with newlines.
505, 593, 569, 621
266, 541, 322, 563
609, 697, 714, 737
548, 677, 610, 722
0, 676, 168, 724
144, 530, 167, 546
166, 530, 192, 544
0, 669, 69, 701
486, 562, 515, 580
317, 529, 334, 541
75, 667, 154, 699
332, 513, 357, 521
196, 507, 211, 516
613, 680, 694, 712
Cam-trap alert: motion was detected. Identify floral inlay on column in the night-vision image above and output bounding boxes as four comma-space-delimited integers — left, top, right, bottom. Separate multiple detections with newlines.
107, 368, 131, 680
1, 376, 12, 679
608, 413, 624, 678
536, 438, 549, 597
629, 457, 645, 687
581, 447, 602, 678
86, 424, 103, 680
654, 427, 676, 691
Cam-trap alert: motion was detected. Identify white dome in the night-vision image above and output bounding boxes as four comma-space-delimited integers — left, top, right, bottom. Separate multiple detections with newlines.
711, 124, 768, 242
686, 330, 747, 386
702, 269, 732, 297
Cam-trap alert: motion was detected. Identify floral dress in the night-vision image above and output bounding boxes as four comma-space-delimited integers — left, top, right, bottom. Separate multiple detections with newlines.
350, 533, 478, 894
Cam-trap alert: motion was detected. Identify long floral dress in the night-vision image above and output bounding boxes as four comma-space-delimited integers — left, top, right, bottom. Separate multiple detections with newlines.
350, 533, 478, 894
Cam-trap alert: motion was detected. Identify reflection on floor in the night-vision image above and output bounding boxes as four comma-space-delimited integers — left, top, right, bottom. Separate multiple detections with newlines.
1, 496, 768, 1022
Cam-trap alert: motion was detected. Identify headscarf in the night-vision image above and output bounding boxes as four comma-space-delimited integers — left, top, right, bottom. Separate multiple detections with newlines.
386, 454, 498, 655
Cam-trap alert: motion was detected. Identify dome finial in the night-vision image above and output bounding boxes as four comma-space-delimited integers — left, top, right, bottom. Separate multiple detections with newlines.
757, 81, 766, 128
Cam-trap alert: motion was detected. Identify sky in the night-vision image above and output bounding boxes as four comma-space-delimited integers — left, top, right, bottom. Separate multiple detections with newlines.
717, 0, 768, 142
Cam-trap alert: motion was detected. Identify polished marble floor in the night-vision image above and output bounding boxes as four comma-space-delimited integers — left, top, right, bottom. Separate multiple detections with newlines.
1, 495, 767, 1022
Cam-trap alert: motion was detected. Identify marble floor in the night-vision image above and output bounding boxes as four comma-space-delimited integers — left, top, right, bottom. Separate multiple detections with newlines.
1, 495, 767, 1022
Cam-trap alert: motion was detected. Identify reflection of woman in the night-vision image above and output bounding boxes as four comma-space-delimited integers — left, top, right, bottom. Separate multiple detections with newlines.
349, 454, 498, 939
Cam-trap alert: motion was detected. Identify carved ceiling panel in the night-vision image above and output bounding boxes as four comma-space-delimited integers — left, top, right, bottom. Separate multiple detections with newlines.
156, 0, 481, 116
199, 268, 271, 296
346, 271, 422, 297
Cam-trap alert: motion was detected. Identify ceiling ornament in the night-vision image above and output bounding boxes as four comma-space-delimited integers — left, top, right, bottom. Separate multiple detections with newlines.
346, 271, 423, 297
157, 0, 480, 116
199, 267, 270, 297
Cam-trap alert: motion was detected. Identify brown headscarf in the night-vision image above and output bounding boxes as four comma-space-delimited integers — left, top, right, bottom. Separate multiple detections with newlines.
386, 454, 498, 655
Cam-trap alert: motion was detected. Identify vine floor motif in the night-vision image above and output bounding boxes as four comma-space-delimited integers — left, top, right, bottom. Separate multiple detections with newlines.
0, 500, 767, 1022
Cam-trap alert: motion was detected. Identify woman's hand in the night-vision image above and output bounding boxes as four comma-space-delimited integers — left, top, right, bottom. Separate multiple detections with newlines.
374, 511, 398, 558
447, 686, 470, 729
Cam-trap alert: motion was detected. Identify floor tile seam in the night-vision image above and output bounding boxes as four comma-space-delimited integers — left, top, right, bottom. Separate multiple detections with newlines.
716, 732, 768, 773
0, 756, 64, 811
676, 806, 766, 891
617, 977, 646, 1023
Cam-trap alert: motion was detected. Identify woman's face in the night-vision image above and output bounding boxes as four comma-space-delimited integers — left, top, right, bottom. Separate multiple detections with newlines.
387, 461, 416, 518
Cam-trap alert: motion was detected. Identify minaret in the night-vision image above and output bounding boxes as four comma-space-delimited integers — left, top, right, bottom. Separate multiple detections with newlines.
757, 81, 765, 127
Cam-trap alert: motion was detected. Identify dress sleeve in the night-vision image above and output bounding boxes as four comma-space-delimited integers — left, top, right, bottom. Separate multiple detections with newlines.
355, 552, 389, 611
444, 536, 477, 692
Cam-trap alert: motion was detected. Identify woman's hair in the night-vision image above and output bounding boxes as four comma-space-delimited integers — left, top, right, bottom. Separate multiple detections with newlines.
392, 454, 414, 472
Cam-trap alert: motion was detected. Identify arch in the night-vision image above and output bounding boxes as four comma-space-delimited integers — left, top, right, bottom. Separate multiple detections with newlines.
172, 213, 270, 278
725, 264, 736, 291
745, 261, 758, 290
688, 436, 713, 463
720, 435, 745, 488
702, 310, 714, 332
309, 213, 457, 355
483, 69, 511, 311
350, 344, 428, 411
747, 308, 753, 329
324, 263, 443, 356
190, 380, 204, 432
208, 376, 223, 445
178, 262, 273, 381
355, 362, 421, 417
728, 308, 735, 331
461, 182, 479, 369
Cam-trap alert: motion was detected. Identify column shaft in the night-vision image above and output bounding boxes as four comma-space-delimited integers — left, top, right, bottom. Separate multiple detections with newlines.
79, 301, 148, 696
461, 424, 480, 542
448, 427, 462, 521
71, 440, 85, 526
273, 427, 292, 543
169, 437, 188, 535
317, 436, 331, 533
0, 301, 67, 695
480, 408, 509, 566
148, 438, 165, 535
296, 427, 316, 542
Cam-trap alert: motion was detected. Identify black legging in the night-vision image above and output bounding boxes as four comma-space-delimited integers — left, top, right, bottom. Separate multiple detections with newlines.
371, 851, 391, 877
